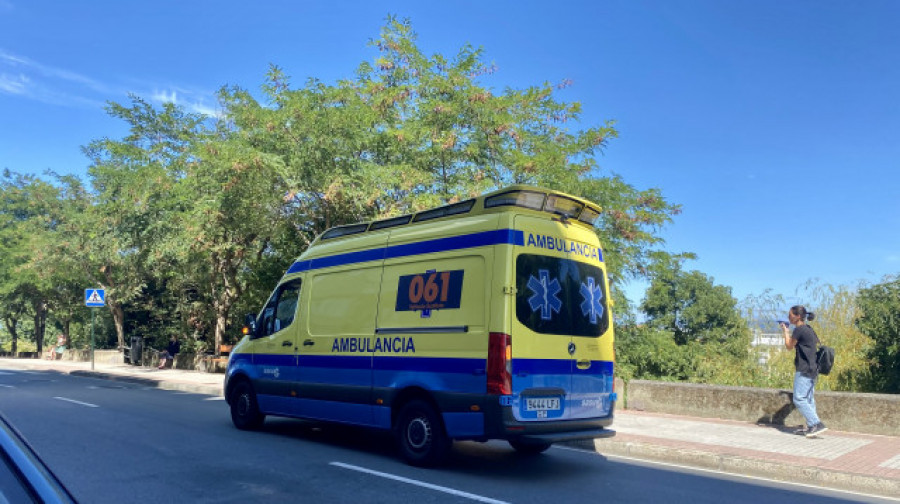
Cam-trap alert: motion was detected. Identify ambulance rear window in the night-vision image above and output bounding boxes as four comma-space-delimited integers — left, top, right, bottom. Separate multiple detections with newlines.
515, 254, 609, 337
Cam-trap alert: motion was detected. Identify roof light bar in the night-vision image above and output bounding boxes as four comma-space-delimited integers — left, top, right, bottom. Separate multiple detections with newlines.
484, 190, 545, 211
578, 206, 601, 226
544, 194, 583, 220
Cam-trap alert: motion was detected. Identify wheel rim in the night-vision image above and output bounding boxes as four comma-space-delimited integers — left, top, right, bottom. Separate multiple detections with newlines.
406, 415, 431, 451
237, 391, 251, 418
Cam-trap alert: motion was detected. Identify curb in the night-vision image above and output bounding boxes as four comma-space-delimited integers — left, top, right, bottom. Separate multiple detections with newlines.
68, 370, 223, 397
564, 438, 900, 499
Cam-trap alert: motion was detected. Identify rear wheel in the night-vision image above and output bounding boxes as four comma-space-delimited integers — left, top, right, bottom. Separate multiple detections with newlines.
395, 400, 450, 467
509, 439, 552, 455
230, 380, 265, 430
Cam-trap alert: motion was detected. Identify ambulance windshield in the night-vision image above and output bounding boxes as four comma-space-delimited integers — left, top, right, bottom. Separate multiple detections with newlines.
515, 254, 609, 337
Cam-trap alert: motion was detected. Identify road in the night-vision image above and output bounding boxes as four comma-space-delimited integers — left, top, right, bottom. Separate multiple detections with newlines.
0, 366, 893, 504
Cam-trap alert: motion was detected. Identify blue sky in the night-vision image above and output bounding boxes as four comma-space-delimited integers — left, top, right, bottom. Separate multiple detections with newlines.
1, 1, 898, 309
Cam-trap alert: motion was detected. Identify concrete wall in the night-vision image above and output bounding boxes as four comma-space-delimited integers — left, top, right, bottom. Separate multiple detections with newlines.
50, 348, 227, 372
624, 380, 900, 436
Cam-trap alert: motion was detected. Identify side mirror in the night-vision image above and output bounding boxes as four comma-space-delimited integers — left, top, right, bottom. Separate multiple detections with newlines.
243, 314, 257, 338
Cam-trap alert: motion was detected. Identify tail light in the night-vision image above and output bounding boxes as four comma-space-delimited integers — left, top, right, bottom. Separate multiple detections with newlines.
487, 332, 512, 395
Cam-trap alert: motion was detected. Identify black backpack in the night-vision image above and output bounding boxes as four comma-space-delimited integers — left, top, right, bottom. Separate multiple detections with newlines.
813, 329, 835, 375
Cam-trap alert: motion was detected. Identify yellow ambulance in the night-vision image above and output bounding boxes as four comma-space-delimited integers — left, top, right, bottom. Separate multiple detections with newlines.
225, 185, 617, 465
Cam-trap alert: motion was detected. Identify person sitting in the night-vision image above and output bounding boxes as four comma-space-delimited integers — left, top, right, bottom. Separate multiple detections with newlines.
53, 334, 66, 360
157, 336, 181, 369
44, 334, 66, 360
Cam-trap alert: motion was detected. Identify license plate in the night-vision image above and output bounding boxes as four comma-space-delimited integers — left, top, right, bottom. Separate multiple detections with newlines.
525, 397, 560, 411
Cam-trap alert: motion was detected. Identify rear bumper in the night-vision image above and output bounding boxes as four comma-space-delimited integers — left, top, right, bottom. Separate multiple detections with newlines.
480, 394, 616, 442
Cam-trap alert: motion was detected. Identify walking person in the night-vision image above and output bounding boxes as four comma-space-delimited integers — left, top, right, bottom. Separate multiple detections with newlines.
781, 305, 827, 438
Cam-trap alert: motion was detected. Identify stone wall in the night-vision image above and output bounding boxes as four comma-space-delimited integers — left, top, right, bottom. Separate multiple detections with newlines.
624, 379, 900, 436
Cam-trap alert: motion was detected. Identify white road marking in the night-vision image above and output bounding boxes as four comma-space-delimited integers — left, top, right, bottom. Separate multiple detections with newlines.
0, 384, 14, 388
203, 397, 225, 401
330, 462, 510, 504
53, 396, 99, 408
880, 454, 900, 470
0, 371, 14, 375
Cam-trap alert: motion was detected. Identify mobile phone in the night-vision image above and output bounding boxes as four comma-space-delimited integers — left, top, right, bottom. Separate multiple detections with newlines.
776, 320, 789, 327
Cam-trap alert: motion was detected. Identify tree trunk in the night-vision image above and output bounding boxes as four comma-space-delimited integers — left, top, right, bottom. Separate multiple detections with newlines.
212, 293, 233, 357
33, 301, 46, 355
110, 303, 125, 349
214, 307, 227, 357
100, 269, 126, 350
5, 317, 17, 354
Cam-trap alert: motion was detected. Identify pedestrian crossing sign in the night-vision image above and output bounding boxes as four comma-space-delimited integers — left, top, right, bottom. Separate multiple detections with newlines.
85, 289, 105, 307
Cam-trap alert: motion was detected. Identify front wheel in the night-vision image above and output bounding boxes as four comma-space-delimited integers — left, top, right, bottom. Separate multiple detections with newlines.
508, 439, 552, 455
395, 400, 450, 467
230, 380, 265, 430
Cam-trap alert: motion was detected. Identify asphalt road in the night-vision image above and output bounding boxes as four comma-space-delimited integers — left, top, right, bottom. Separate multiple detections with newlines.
1, 367, 894, 504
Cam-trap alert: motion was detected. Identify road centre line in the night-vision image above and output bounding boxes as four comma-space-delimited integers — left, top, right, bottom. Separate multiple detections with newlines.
330, 462, 510, 504
53, 396, 99, 408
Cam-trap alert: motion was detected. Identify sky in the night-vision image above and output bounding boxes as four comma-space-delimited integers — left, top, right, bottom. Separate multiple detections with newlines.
1, 0, 898, 311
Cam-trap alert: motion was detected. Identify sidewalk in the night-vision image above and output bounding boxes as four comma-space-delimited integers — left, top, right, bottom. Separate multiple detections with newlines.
2, 357, 898, 499
581, 410, 900, 499
0, 356, 223, 397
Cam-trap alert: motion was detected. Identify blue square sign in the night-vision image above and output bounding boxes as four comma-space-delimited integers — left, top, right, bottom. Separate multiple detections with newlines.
85, 289, 105, 307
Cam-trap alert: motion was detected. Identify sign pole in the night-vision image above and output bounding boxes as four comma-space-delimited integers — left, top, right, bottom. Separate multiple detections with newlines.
85, 288, 105, 370
90, 308, 95, 371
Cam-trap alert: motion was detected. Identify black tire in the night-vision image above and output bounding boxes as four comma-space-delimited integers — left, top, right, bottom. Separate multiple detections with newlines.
230, 380, 265, 430
395, 400, 450, 467
508, 439, 552, 455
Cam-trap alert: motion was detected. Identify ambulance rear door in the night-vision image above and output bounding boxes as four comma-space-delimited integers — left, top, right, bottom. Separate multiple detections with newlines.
511, 214, 613, 422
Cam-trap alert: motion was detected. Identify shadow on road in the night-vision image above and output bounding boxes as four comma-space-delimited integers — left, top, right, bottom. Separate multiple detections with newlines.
257, 418, 607, 481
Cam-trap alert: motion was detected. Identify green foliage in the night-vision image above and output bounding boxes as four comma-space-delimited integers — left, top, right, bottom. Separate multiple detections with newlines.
615, 322, 762, 386
621, 278, 882, 392
732, 281, 877, 392
615, 324, 692, 381
1, 17, 681, 357
641, 260, 749, 345
855, 276, 900, 393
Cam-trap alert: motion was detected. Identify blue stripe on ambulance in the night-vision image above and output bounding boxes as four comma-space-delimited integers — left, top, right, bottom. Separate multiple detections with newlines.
285, 229, 526, 274
243, 353, 490, 434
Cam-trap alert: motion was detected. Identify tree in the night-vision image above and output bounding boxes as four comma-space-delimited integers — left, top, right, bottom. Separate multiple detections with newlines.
36, 173, 95, 346
81, 96, 203, 350
220, 17, 683, 311
168, 120, 297, 354
0, 170, 66, 354
641, 261, 748, 345
855, 276, 900, 393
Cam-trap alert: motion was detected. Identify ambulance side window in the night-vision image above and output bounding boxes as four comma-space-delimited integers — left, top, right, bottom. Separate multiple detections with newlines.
259, 279, 302, 337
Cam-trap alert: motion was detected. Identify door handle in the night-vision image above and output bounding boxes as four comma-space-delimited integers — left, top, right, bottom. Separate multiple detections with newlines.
282, 340, 293, 347
303, 339, 314, 346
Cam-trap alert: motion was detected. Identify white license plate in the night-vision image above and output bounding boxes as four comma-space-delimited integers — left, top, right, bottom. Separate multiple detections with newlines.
525, 397, 561, 411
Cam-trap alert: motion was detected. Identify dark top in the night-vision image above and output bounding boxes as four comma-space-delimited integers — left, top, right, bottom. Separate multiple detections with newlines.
792, 325, 819, 378
166, 340, 181, 356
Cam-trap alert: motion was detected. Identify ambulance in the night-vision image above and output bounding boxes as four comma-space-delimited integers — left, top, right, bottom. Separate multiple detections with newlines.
225, 185, 617, 465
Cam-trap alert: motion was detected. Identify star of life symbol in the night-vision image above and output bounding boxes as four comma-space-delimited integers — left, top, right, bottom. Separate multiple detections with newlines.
580, 277, 604, 324
527, 269, 562, 321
